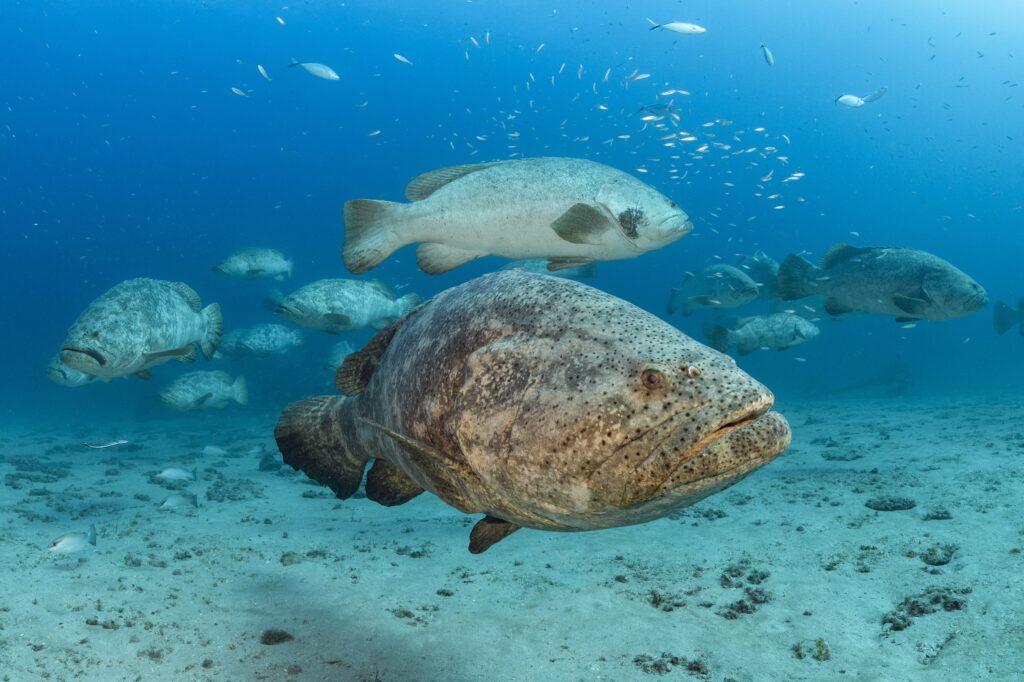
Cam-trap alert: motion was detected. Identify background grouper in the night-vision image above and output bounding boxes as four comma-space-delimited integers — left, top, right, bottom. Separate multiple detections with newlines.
274, 271, 791, 553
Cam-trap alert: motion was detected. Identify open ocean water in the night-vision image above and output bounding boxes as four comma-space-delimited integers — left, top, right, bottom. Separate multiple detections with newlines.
2, 1, 1023, 680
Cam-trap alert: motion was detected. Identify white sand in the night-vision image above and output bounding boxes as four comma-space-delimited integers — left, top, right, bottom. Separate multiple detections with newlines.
1, 393, 1022, 681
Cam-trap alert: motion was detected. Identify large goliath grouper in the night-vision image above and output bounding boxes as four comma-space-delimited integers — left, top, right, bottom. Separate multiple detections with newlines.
274, 271, 791, 553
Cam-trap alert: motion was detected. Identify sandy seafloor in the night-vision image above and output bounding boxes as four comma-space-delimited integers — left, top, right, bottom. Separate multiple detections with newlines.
2, 393, 1022, 682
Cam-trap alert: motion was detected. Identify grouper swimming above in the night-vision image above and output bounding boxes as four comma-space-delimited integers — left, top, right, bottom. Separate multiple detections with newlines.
274, 270, 790, 553
342, 156, 693, 275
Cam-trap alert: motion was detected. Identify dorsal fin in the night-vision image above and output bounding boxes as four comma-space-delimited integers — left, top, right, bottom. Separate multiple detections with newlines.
335, 319, 404, 396
169, 281, 202, 311
820, 244, 869, 270
404, 162, 500, 201
367, 279, 395, 299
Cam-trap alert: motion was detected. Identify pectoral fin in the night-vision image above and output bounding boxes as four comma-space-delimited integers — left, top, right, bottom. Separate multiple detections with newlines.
143, 345, 196, 363
551, 203, 614, 245
416, 243, 485, 274
134, 370, 153, 380
357, 418, 479, 512
892, 293, 930, 316
823, 297, 854, 316
325, 312, 352, 327
469, 516, 521, 554
364, 459, 424, 506
547, 257, 595, 272
191, 392, 213, 408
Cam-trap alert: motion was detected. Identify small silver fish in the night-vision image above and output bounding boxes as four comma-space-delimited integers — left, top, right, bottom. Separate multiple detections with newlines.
157, 467, 198, 482
761, 44, 775, 66
48, 525, 97, 554
202, 445, 228, 456
288, 61, 340, 81
160, 493, 199, 510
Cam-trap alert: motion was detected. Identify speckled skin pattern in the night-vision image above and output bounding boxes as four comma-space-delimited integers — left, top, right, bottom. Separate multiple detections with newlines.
274, 279, 417, 333
787, 246, 987, 320
233, 324, 302, 355
60, 278, 215, 379
159, 370, 240, 410
719, 314, 820, 354
296, 271, 791, 533
736, 250, 780, 299
388, 157, 691, 259
214, 248, 291, 279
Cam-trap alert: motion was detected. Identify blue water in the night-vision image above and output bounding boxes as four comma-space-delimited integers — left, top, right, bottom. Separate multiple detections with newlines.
3, 0, 1022, 419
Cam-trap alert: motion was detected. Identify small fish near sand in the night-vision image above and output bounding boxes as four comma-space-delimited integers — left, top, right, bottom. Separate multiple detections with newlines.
708, 314, 820, 355
159, 492, 199, 510
647, 18, 707, 35
343, 157, 693, 275
993, 298, 1024, 336
48, 524, 97, 555
667, 264, 760, 316
156, 467, 198, 482
835, 87, 888, 108
46, 354, 96, 387
275, 270, 790, 554
214, 248, 293, 281
60, 278, 222, 380
288, 61, 340, 81
159, 371, 248, 411
273, 279, 420, 333
777, 244, 987, 321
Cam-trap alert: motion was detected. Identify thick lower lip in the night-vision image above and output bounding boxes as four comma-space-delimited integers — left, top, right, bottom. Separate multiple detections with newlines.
61, 346, 106, 366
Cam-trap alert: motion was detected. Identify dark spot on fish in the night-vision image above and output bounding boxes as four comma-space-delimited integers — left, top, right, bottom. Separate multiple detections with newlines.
617, 207, 645, 239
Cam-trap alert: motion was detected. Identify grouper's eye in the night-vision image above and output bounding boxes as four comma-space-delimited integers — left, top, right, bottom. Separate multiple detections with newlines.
640, 368, 667, 390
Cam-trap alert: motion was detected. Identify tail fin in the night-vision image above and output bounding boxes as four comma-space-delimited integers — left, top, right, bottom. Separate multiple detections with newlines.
87, 524, 97, 546
199, 303, 223, 359
993, 300, 1020, 335
265, 287, 285, 312
667, 287, 690, 316
274, 396, 368, 498
647, 18, 662, 30
343, 199, 408, 274
777, 254, 820, 301
397, 292, 422, 316
233, 375, 249, 406
708, 324, 732, 352
285, 258, 294, 279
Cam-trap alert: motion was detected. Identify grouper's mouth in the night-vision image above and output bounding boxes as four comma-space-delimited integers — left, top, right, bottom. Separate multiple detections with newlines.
60, 345, 107, 367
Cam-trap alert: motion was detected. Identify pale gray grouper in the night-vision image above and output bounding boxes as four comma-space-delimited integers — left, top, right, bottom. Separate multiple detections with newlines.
275, 270, 790, 553
159, 370, 248, 411
60, 278, 222, 380
273, 279, 420, 334
214, 247, 293, 281
343, 156, 693, 275
778, 244, 987, 321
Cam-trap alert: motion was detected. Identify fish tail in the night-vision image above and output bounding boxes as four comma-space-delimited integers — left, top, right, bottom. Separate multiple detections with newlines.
666, 287, 688, 315
343, 199, 409, 274
397, 292, 422, 316
233, 375, 249, 406
199, 303, 223, 359
777, 254, 820, 301
646, 18, 661, 30
992, 300, 1021, 335
707, 324, 732, 352
274, 396, 368, 499
285, 257, 294, 279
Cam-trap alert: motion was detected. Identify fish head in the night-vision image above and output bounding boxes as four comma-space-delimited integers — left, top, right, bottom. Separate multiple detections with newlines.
60, 322, 131, 377
924, 268, 988, 317
715, 267, 760, 305
455, 281, 790, 531
45, 355, 94, 387
792, 318, 820, 342
596, 179, 693, 251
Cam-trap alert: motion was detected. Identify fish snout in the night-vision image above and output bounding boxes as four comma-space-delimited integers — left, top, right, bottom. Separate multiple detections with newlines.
60, 345, 107, 369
